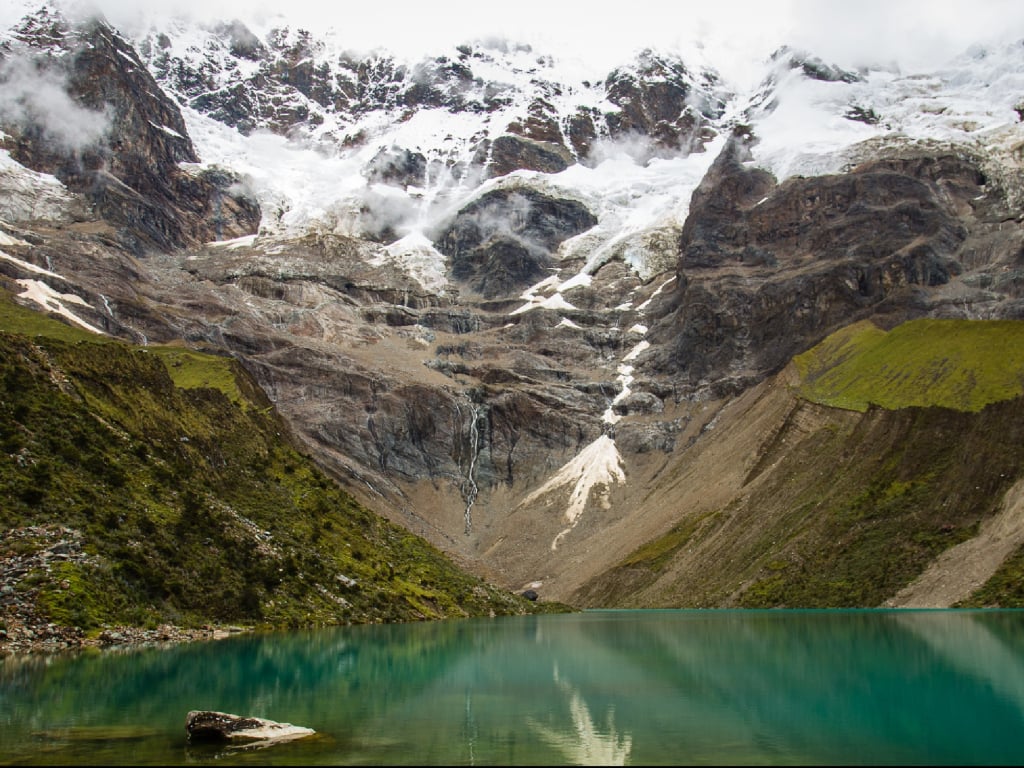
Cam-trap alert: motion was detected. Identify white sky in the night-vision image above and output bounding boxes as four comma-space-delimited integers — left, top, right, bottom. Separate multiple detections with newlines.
5, 0, 1017, 90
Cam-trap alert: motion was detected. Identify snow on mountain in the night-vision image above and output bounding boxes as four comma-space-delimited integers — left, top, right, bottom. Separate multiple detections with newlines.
747, 43, 1024, 181
3, 1, 1024, 605
3, 3, 1022, 292
0, 146, 73, 221
111, 11, 1024, 290
85, 12, 726, 282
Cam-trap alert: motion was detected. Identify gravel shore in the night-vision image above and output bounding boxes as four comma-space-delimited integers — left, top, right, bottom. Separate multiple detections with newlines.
0, 617, 251, 655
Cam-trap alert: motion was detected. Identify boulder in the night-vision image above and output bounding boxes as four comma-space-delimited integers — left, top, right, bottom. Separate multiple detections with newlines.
185, 710, 315, 746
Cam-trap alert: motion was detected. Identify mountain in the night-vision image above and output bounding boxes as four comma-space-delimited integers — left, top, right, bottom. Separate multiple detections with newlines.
0, 292, 565, 650
2, 1, 1024, 626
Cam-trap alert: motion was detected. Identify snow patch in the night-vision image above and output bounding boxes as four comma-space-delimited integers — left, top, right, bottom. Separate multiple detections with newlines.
623, 339, 650, 362
603, 364, 635, 425
519, 434, 625, 551
0, 228, 30, 248
149, 120, 185, 139
16, 278, 104, 334
1, 248, 61, 278
205, 233, 258, 249
511, 292, 576, 316
636, 276, 675, 312
380, 232, 449, 294
0, 150, 72, 222
510, 274, 578, 316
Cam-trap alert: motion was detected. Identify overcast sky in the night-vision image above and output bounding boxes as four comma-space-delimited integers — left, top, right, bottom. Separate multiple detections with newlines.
8, 0, 1024, 88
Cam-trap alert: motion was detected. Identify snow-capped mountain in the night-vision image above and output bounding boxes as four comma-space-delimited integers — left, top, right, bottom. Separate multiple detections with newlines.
2, 1, 1024, 607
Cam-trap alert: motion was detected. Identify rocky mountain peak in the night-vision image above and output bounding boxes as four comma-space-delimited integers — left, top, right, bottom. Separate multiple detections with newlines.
0, 5, 258, 250
6, 4, 72, 50
769, 45, 864, 84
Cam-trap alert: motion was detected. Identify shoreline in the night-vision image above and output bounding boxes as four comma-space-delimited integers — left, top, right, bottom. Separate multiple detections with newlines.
1, 524, 253, 656
0, 620, 253, 656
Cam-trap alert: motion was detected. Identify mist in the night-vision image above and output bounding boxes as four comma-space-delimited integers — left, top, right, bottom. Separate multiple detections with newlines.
0, 55, 110, 151
8, 0, 1022, 92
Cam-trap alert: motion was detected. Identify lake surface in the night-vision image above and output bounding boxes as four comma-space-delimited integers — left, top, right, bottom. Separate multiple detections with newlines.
2, 609, 1024, 765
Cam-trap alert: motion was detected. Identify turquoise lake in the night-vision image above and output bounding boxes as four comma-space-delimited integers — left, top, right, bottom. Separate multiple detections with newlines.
2, 609, 1024, 765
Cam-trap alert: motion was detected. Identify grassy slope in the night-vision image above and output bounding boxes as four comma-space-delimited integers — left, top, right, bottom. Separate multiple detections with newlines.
577, 318, 1024, 608
0, 294, 563, 634
794, 318, 1024, 412
760, 318, 1024, 607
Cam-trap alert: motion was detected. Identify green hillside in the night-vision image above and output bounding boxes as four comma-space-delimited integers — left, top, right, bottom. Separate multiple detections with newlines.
794, 318, 1024, 412
576, 317, 1024, 610
0, 293, 559, 636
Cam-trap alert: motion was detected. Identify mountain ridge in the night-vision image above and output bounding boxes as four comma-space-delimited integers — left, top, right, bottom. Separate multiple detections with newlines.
2, 2, 1024, 626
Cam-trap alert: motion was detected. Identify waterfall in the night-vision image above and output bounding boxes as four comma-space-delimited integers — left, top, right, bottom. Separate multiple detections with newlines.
458, 399, 485, 535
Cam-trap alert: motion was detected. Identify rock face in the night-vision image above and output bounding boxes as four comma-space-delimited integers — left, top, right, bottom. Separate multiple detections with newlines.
642, 131, 1005, 397
771, 46, 863, 85
0, 8, 259, 251
436, 187, 598, 298
135, 23, 730, 178
603, 49, 727, 158
487, 134, 574, 177
185, 711, 315, 746
364, 146, 428, 189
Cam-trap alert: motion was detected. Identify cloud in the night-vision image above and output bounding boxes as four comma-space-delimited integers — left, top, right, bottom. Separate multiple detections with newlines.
6, 0, 1022, 97
0, 55, 110, 151
781, 0, 1024, 74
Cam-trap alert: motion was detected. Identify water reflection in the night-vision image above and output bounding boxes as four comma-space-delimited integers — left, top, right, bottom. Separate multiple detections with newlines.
528, 664, 632, 766
894, 610, 1024, 719
3, 610, 1024, 765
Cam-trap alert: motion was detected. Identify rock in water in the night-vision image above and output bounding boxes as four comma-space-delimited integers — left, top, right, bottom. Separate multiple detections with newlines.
185, 710, 315, 746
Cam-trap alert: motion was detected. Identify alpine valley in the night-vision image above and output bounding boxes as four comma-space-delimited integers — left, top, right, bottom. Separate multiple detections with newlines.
3, 1, 1024, 646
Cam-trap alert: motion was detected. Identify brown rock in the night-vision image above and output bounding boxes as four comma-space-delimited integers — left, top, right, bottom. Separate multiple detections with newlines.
185, 710, 315, 745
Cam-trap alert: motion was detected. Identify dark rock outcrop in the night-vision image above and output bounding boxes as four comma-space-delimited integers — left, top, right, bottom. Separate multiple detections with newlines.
364, 146, 428, 189
487, 134, 573, 177
772, 46, 863, 84
602, 49, 726, 158
0, 9, 259, 251
566, 107, 601, 158
644, 132, 985, 395
436, 187, 597, 298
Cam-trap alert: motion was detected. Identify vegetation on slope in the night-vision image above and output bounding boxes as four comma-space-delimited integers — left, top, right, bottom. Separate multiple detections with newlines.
576, 318, 1024, 609
959, 542, 1024, 607
0, 293, 559, 636
794, 318, 1024, 412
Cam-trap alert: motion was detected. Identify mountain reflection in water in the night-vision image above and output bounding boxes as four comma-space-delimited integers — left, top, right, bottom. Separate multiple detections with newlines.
528, 664, 633, 765
3, 609, 1024, 765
